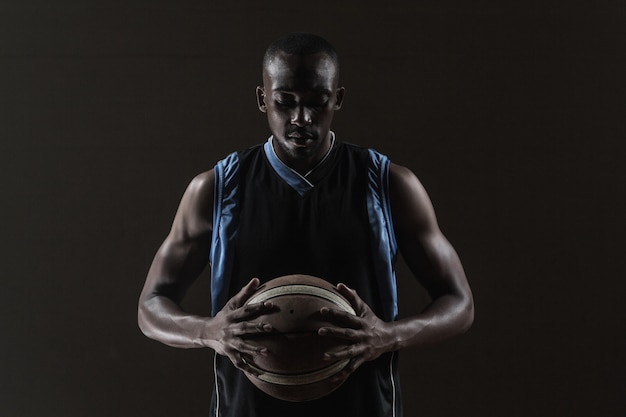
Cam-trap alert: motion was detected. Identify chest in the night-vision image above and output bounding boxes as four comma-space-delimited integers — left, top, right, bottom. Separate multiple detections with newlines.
232, 147, 374, 285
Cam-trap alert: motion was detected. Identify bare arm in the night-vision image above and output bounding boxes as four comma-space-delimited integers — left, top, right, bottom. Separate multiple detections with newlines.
320, 163, 474, 375
386, 162, 474, 348
137, 170, 273, 371
137, 170, 216, 348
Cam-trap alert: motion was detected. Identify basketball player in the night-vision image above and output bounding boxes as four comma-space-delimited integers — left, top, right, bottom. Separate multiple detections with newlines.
138, 32, 474, 417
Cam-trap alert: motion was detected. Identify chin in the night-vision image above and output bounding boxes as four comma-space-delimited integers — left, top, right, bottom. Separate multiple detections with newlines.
276, 137, 317, 160
285, 145, 315, 160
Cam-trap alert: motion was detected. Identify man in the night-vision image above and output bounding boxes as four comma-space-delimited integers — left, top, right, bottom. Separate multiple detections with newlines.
138, 32, 474, 417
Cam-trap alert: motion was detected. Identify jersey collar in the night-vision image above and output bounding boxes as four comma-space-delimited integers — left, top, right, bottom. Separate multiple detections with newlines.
263, 132, 336, 196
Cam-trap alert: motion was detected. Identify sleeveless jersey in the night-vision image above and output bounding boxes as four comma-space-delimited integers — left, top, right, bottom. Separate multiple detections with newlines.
209, 135, 401, 417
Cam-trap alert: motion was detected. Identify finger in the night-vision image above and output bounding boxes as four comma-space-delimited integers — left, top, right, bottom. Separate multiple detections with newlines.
318, 307, 361, 329
222, 337, 270, 368
227, 278, 262, 309
252, 321, 273, 333
231, 321, 273, 336
335, 283, 368, 313
230, 300, 275, 323
323, 342, 362, 361
238, 354, 284, 380
318, 325, 361, 341
230, 353, 264, 376
330, 358, 364, 382
234, 339, 270, 356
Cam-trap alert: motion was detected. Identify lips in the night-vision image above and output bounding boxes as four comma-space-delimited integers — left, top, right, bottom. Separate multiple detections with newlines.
287, 138, 312, 148
286, 129, 314, 140
287, 134, 313, 139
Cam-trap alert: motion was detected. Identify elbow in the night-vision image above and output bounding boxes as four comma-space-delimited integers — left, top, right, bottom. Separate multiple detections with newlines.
137, 299, 156, 340
459, 293, 475, 333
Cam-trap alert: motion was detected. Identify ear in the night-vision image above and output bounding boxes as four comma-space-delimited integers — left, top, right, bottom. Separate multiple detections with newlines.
334, 87, 346, 110
256, 86, 267, 112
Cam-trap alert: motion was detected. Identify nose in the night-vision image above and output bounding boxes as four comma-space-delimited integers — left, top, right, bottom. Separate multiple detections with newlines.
290, 105, 312, 127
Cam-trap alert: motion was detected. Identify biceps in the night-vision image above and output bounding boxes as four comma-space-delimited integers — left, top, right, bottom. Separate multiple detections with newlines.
399, 231, 466, 299
145, 236, 210, 302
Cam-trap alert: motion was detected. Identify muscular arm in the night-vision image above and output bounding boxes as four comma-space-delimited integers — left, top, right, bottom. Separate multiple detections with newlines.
320, 163, 473, 373
137, 170, 216, 348
138, 170, 274, 372
387, 163, 474, 349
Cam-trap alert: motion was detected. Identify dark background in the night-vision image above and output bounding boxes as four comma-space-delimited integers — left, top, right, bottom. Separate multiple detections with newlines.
1, 1, 624, 416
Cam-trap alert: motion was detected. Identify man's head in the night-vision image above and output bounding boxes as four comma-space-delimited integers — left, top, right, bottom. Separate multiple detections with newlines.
262, 32, 340, 80
256, 33, 345, 173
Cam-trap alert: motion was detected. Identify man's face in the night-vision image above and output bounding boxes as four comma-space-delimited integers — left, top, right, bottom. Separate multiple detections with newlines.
257, 52, 344, 169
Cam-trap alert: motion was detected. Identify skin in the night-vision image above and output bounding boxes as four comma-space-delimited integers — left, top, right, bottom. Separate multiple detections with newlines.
256, 52, 345, 174
138, 51, 474, 380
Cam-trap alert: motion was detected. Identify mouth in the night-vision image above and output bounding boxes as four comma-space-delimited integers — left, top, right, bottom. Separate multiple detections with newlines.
287, 134, 314, 140
286, 129, 315, 140
287, 137, 312, 148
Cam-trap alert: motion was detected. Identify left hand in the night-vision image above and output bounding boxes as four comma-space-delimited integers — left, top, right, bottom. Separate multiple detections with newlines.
317, 283, 397, 381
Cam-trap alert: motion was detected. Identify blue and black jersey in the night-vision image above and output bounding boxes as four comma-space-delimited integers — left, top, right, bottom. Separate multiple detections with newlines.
209, 135, 402, 417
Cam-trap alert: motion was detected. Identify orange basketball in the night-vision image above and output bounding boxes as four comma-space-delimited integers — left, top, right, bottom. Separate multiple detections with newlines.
242, 274, 356, 402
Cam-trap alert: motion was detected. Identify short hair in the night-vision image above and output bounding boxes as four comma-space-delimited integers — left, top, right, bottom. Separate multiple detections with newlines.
263, 32, 339, 70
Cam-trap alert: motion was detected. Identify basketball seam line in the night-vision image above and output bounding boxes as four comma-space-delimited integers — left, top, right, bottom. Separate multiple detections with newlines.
247, 284, 356, 315
242, 356, 350, 386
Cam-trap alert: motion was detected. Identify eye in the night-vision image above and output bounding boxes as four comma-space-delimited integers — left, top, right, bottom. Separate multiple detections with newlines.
307, 95, 330, 108
274, 93, 296, 108
275, 99, 294, 108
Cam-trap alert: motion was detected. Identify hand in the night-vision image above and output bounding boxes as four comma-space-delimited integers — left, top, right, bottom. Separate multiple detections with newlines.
207, 278, 276, 375
318, 283, 397, 381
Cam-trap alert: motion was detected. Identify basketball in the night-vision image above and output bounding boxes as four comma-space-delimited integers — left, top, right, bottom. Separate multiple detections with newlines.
242, 274, 356, 402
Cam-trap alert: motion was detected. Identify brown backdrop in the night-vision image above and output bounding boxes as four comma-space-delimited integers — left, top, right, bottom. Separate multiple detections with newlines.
2, 1, 624, 416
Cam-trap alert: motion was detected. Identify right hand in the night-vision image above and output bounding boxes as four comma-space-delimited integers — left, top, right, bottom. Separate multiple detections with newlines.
206, 278, 275, 374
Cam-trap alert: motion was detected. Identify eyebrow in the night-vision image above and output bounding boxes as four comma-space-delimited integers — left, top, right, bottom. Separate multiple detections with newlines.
273, 87, 333, 95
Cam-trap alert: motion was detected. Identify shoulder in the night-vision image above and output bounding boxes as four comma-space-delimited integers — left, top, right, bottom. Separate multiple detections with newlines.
389, 163, 420, 187
388, 163, 427, 198
170, 169, 215, 239
183, 170, 215, 212
188, 169, 215, 194
388, 163, 439, 233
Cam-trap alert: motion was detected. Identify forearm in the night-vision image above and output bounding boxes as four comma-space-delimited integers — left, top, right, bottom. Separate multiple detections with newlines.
391, 292, 474, 350
138, 295, 212, 349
